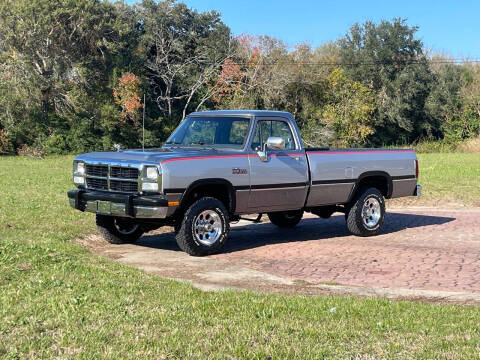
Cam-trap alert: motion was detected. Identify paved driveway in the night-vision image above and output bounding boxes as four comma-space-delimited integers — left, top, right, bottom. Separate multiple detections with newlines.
211, 209, 480, 293
80, 208, 480, 301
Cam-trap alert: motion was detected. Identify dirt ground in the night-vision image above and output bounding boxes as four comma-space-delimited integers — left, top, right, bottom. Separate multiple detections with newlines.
76, 207, 480, 303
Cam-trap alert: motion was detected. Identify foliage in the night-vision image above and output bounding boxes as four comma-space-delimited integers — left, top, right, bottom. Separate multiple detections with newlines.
138, 0, 232, 123
321, 68, 376, 147
113, 73, 143, 126
456, 136, 480, 153
0, 2, 479, 153
412, 140, 457, 153
338, 19, 434, 144
0, 129, 13, 154
444, 63, 480, 142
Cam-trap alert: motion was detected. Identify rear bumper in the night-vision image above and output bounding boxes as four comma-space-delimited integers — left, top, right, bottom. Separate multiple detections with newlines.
67, 190, 169, 219
414, 184, 422, 196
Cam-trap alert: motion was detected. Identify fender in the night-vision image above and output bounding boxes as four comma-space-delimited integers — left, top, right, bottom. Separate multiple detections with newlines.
347, 171, 393, 202
179, 178, 237, 214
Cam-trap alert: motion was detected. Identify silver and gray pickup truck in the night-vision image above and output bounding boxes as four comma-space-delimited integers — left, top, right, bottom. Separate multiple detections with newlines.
68, 110, 421, 255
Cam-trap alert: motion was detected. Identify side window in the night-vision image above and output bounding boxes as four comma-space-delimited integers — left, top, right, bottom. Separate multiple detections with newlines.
250, 120, 296, 151
229, 120, 250, 145
251, 123, 262, 151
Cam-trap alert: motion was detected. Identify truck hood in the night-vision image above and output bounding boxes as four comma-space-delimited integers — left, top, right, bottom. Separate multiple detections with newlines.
75, 147, 234, 165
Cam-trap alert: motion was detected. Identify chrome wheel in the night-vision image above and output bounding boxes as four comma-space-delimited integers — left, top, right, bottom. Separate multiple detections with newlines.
193, 210, 222, 246
362, 197, 381, 228
114, 218, 139, 235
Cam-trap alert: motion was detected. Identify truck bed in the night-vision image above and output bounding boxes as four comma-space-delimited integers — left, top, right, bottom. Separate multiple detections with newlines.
304, 148, 417, 207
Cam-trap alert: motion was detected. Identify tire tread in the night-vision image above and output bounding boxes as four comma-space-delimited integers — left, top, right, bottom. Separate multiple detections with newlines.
96, 215, 143, 244
175, 197, 229, 256
345, 187, 385, 237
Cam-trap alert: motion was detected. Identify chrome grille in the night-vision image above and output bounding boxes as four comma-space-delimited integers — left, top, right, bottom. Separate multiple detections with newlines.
86, 164, 108, 177
84, 163, 139, 193
110, 166, 138, 179
110, 180, 138, 192
86, 178, 108, 190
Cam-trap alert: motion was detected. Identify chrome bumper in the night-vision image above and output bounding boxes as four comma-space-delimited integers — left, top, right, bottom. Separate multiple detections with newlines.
414, 184, 422, 196
67, 190, 169, 219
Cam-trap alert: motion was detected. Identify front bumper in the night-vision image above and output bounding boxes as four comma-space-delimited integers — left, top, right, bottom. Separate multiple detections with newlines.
67, 190, 169, 218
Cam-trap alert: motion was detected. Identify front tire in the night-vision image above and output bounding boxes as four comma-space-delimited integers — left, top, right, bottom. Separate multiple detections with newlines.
175, 197, 229, 256
267, 210, 303, 228
345, 187, 385, 236
96, 215, 144, 244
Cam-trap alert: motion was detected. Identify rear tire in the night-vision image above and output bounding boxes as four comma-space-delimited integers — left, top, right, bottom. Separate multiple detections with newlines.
345, 187, 385, 236
96, 215, 144, 244
175, 197, 229, 256
267, 210, 303, 228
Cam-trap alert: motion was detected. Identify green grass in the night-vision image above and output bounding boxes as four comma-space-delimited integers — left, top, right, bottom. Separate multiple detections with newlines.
414, 153, 480, 206
1, 155, 480, 359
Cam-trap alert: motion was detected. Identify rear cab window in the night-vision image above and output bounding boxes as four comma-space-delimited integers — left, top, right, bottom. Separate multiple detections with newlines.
251, 120, 296, 151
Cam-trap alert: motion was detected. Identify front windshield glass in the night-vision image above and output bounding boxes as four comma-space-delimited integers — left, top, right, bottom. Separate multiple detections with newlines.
165, 117, 251, 149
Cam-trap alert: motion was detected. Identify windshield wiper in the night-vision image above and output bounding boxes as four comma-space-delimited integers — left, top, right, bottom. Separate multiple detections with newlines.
188, 142, 217, 150
188, 142, 206, 146
165, 141, 182, 145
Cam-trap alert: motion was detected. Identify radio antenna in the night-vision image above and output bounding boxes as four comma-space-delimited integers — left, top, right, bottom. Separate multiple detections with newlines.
142, 93, 146, 152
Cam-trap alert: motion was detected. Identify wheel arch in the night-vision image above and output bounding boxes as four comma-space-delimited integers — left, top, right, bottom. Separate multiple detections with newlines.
179, 178, 236, 215
347, 171, 393, 202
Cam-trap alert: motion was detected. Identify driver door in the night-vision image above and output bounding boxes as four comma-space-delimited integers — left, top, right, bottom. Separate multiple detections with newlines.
247, 118, 308, 212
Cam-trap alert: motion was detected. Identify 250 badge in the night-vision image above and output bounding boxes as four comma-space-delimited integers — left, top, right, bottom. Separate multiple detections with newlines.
232, 168, 248, 175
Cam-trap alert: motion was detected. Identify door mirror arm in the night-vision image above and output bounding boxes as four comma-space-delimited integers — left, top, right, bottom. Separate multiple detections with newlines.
257, 136, 285, 162
257, 144, 268, 162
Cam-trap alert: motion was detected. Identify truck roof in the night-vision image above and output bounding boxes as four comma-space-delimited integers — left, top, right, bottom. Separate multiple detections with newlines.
188, 110, 294, 119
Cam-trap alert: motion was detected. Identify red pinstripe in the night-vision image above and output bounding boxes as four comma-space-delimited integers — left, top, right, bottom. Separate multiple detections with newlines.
160, 149, 413, 164
307, 149, 414, 156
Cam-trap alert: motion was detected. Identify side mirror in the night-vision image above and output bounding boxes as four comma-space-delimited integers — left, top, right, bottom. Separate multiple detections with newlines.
257, 137, 286, 162
266, 136, 285, 150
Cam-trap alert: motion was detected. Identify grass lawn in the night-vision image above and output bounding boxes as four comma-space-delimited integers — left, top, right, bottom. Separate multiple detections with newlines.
388, 153, 480, 207
414, 153, 480, 206
1, 154, 480, 359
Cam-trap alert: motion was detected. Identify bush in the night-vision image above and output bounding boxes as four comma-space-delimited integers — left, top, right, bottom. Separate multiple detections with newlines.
16, 144, 46, 158
456, 137, 480, 153
413, 140, 457, 153
0, 129, 14, 154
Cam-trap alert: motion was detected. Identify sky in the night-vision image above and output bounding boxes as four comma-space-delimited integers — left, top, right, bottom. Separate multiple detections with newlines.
128, 0, 480, 59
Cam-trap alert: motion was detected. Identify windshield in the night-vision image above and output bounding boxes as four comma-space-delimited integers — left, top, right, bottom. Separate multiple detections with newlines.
165, 116, 251, 149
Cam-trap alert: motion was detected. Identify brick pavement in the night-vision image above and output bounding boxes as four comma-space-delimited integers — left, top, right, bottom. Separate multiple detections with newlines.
210, 209, 480, 292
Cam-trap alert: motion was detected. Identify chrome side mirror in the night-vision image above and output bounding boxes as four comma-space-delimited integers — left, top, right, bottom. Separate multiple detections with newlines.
257, 137, 286, 162
266, 136, 285, 150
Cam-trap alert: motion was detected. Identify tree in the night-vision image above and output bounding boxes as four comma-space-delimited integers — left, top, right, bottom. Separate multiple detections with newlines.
138, 0, 232, 123
339, 19, 434, 144
425, 57, 464, 140
113, 73, 143, 127
0, 0, 139, 152
443, 63, 480, 141
320, 68, 376, 147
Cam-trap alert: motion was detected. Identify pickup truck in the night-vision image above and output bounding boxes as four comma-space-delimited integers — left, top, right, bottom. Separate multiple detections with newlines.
68, 110, 421, 256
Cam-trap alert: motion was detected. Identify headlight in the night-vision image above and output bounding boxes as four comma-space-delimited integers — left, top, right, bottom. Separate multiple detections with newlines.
141, 182, 158, 191
74, 161, 85, 175
73, 176, 85, 185
142, 166, 159, 192
73, 161, 85, 186
145, 166, 158, 180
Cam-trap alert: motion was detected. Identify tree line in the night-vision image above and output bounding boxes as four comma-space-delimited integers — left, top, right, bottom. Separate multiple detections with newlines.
0, 0, 479, 154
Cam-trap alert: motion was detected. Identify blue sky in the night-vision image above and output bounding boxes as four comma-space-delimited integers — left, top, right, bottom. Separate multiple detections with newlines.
127, 0, 480, 58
